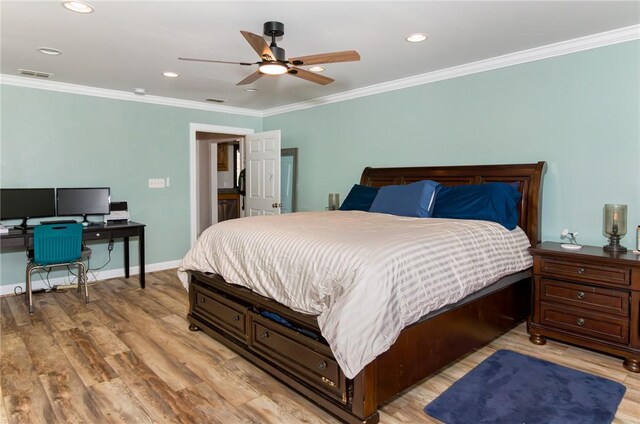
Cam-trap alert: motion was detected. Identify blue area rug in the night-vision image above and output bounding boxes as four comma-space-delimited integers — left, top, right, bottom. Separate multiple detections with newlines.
424, 349, 626, 424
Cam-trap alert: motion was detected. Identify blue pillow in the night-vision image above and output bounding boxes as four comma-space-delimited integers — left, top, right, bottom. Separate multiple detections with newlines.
369, 180, 442, 218
432, 182, 522, 230
339, 184, 379, 211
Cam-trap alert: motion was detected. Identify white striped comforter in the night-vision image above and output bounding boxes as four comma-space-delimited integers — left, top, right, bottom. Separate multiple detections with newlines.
177, 211, 532, 378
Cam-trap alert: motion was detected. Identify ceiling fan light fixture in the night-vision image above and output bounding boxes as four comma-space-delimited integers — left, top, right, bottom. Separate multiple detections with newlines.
309, 66, 325, 73
62, 1, 94, 13
259, 62, 288, 75
405, 33, 429, 43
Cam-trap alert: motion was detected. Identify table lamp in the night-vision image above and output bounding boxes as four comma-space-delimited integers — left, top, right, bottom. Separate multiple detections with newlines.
603, 204, 627, 252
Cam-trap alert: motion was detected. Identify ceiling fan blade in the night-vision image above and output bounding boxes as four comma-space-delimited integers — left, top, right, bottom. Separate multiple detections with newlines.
240, 30, 275, 61
289, 50, 360, 66
288, 67, 334, 85
179, 57, 255, 66
236, 71, 264, 86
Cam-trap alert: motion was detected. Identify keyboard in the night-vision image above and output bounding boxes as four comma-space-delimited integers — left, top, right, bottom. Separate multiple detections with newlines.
40, 219, 78, 225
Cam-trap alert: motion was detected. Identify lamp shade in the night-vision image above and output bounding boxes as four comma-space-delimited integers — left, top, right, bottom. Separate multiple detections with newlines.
604, 204, 627, 236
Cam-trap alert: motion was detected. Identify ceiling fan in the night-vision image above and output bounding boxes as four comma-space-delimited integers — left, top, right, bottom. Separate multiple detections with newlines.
179, 21, 360, 86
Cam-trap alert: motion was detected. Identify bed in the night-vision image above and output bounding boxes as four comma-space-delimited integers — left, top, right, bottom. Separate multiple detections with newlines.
180, 162, 546, 423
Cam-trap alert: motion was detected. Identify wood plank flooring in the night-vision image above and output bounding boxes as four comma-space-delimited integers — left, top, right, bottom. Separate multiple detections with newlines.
1, 269, 638, 423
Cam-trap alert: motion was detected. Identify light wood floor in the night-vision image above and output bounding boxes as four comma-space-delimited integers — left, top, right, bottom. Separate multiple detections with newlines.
1, 269, 638, 423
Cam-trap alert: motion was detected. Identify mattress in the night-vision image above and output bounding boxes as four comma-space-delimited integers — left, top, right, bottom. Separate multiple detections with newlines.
178, 211, 533, 378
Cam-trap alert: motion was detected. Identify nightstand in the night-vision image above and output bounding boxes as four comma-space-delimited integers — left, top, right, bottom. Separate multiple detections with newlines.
528, 242, 640, 372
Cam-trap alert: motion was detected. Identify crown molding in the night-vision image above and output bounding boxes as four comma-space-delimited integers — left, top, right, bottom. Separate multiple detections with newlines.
262, 24, 640, 117
1, 25, 637, 119
0, 74, 263, 117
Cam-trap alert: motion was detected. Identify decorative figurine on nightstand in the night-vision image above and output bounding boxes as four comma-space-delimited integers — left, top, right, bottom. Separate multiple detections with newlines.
560, 228, 582, 250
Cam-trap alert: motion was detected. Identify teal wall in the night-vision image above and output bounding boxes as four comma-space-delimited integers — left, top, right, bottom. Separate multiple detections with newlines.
2, 41, 639, 288
0, 86, 261, 287
265, 41, 640, 249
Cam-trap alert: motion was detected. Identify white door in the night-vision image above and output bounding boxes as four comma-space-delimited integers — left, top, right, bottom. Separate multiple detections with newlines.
245, 130, 281, 216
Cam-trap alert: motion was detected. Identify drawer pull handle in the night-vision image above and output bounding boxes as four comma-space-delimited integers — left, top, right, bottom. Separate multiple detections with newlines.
577, 292, 585, 300
232, 315, 240, 321
576, 318, 585, 326
577, 268, 586, 275
260, 331, 269, 339
318, 361, 327, 369
95, 233, 101, 237
200, 298, 206, 304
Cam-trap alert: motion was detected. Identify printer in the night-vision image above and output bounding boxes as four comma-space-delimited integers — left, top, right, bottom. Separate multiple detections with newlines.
104, 201, 130, 223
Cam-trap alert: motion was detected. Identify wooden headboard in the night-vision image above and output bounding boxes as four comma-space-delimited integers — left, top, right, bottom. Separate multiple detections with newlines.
360, 162, 547, 245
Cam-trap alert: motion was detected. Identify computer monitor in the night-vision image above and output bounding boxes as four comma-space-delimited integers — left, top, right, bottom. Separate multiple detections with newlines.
57, 187, 110, 225
0, 188, 56, 229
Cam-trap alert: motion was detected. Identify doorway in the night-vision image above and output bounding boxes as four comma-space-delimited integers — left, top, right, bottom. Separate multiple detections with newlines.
189, 123, 254, 245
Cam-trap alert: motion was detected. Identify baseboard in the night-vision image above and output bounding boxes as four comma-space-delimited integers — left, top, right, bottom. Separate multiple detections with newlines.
0, 259, 181, 296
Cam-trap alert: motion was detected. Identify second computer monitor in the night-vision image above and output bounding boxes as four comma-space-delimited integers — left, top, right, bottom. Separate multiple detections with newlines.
57, 187, 110, 223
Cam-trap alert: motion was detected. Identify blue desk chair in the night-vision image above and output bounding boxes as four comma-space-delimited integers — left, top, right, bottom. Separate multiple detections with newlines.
26, 223, 91, 313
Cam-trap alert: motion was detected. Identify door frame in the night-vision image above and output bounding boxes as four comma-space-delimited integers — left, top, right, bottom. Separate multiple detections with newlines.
189, 123, 254, 245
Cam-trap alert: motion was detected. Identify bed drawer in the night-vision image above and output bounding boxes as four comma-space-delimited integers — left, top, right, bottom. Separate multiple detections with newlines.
540, 279, 629, 317
539, 258, 630, 286
539, 302, 629, 345
248, 311, 347, 404
193, 285, 248, 344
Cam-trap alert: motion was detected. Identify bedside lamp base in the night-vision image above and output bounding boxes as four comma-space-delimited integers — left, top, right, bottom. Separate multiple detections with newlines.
604, 235, 627, 253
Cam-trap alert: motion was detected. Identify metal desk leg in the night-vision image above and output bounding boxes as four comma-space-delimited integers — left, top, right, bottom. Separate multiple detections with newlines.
139, 228, 145, 289
123, 236, 130, 278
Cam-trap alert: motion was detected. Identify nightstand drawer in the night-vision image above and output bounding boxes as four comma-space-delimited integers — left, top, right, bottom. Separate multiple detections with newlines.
540, 302, 629, 344
539, 258, 630, 286
540, 279, 629, 317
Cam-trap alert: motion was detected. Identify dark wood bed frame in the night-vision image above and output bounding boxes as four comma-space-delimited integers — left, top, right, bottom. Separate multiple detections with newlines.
187, 162, 547, 423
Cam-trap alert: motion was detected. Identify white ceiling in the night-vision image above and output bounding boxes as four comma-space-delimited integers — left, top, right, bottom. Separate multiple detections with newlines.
2, 1, 639, 111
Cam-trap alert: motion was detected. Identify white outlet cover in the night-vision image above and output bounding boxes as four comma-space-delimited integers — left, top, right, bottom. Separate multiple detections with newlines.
148, 178, 165, 188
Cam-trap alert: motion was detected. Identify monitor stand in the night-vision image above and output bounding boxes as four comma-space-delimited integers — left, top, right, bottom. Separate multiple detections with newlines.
13, 217, 32, 230
80, 215, 100, 227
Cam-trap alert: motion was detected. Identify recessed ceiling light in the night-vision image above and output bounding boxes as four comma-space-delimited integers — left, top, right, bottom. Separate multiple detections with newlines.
309, 66, 325, 73
38, 47, 62, 56
405, 33, 429, 43
162, 72, 180, 78
62, 1, 94, 13
244, 88, 258, 92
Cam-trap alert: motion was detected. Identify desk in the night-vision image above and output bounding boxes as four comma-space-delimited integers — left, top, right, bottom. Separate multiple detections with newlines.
0, 221, 146, 289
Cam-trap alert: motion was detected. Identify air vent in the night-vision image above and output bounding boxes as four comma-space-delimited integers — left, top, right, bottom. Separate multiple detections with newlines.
19, 68, 53, 78
205, 98, 227, 103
